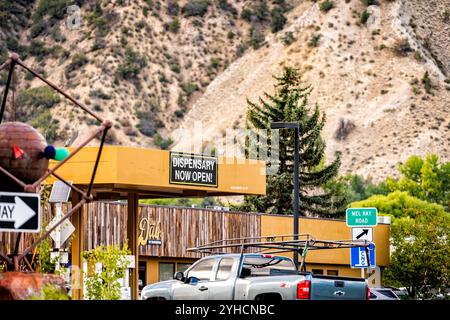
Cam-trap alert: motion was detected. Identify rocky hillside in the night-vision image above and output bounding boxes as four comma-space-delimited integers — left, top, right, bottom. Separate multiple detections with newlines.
172, 0, 450, 180
0, 0, 449, 181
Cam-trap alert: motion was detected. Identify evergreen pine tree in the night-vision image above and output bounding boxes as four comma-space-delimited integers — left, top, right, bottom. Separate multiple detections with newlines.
241, 67, 343, 216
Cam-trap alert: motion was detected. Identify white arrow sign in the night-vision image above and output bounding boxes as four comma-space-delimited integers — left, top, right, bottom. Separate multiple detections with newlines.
0, 196, 36, 229
351, 227, 373, 242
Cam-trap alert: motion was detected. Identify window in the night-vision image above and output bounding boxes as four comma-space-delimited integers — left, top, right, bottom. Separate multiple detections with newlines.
327, 270, 338, 276
242, 255, 295, 277
138, 261, 147, 290
187, 258, 215, 281
177, 263, 192, 273
215, 258, 234, 281
159, 262, 175, 281
312, 269, 324, 275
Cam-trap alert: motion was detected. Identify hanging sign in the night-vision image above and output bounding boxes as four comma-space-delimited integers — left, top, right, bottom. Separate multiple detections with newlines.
169, 152, 218, 187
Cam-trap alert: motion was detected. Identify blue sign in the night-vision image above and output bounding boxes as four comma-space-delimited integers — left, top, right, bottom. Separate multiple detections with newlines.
350, 243, 376, 268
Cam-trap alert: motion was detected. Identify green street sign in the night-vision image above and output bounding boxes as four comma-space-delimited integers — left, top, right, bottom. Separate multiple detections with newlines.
346, 208, 378, 227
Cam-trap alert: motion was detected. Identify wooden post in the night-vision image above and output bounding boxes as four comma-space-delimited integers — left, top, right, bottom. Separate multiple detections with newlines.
71, 192, 84, 300
127, 193, 139, 300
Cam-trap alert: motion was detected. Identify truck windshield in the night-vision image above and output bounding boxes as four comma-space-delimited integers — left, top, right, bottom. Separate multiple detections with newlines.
242, 256, 295, 276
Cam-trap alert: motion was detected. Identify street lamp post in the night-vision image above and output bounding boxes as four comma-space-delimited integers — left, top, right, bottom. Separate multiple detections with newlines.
270, 122, 300, 269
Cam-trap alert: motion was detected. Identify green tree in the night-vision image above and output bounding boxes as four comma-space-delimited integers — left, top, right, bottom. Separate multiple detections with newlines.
350, 191, 450, 299
386, 154, 450, 211
324, 174, 389, 212
240, 67, 342, 216
82, 244, 131, 300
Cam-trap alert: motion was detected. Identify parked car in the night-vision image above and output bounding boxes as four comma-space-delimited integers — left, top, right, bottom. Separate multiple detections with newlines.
369, 287, 400, 300
141, 253, 370, 300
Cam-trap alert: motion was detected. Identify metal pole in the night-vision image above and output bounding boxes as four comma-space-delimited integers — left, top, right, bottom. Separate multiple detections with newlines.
293, 127, 300, 269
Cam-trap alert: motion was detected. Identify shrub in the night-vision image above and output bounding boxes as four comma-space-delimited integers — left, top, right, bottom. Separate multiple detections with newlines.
136, 109, 164, 137
181, 82, 198, 96
308, 33, 322, 47
153, 133, 174, 150
90, 89, 111, 100
227, 31, 235, 40
254, 0, 270, 22
167, 0, 180, 16
422, 71, 432, 94
30, 19, 47, 38
270, 8, 287, 33
116, 48, 147, 80
240, 8, 252, 22
334, 118, 355, 140
282, 31, 295, 45
31, 109, 60, 143
28, 40, 52, 59
65, 53, 88, 76
168, 17, 180, 33
360, 10, 370, 25
218, 0, 238, 16
182, 0, 210, 17
392, 38, 413, 56
249, 28, 265, 49
319, 0, 334, 13
18, 86, 60, 109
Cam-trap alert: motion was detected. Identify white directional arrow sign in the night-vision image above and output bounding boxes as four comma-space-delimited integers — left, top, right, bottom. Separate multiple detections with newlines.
0, 192, 40, 232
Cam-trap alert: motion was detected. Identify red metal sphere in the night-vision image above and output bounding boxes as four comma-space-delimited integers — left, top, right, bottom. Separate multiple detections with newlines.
0, 122, 48, 192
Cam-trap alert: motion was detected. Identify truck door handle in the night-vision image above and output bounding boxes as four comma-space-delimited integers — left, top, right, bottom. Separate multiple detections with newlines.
199, 286, 208, 291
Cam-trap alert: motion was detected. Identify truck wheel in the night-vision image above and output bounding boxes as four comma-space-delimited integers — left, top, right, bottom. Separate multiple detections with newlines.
145, 297, 166, 301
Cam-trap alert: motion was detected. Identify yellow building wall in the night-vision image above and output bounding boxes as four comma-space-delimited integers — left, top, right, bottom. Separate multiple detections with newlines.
141, 257, 197, 285
261, 215, 390, 269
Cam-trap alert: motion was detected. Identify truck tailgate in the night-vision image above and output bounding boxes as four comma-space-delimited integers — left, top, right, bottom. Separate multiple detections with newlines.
310, 275, 367, 300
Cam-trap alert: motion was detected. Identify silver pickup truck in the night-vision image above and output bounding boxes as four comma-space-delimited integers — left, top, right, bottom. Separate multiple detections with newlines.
140, 253, 370, 300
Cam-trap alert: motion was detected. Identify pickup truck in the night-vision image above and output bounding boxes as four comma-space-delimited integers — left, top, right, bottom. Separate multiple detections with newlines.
140, 253, 370, 300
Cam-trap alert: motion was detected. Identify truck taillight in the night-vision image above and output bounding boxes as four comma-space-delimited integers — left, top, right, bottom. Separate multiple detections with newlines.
366, 286, 371, 300
261, 254, 274, 258
297, 280, 310, 299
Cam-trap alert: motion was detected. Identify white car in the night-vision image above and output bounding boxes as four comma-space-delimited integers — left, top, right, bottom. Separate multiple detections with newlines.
369, 287, 400, 300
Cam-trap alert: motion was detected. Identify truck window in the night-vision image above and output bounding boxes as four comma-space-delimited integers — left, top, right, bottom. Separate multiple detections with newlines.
242, 256, 295, 276
186, 258, 215, 281
215, 258, 234, 281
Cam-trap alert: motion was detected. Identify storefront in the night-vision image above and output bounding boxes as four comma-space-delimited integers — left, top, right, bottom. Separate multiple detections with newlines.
80, 201, 390, 289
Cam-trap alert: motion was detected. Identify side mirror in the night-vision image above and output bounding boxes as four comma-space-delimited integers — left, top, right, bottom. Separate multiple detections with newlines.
174, 271, 185, 282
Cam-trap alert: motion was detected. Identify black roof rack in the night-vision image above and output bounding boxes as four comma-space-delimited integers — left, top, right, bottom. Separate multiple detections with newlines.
187, 234, 373, 272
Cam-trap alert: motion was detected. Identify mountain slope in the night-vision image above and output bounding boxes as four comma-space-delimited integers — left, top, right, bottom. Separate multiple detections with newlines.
172, 0, 450, 181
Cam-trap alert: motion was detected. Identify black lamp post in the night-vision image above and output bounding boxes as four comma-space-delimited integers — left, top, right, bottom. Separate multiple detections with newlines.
270, 122, 300, 269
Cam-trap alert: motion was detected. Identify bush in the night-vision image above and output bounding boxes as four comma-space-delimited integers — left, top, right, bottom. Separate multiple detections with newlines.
392, 38, 412, 56
89, 89, 111, 100
254, 0, 269, 22
181, 82, 198, 96
308, 33, 321, 47
270, 8, 287, 33
167, 0, 180, 16
282, 31, 295, 45
240, 8, 253, 22
18, 86, 60, 109
28, 40, 52, 59
249, 28, 265, 49
65, 53, 88, 76
319, 0, 334, 13
360, 10, 370, 25
31, 109, 60, 143
182, 0, 210, 17
153, 133, 174, 150
218, 0, 238, 16
422, 71, 432, 94
136, 109, 164, 137
116, 48, 147, 80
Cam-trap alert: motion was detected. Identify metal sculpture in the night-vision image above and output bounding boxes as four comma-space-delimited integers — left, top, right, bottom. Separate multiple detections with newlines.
0, 52, 112, 272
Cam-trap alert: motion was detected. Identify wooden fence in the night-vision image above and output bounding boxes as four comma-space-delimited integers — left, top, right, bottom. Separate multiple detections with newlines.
1, 202, 262, 258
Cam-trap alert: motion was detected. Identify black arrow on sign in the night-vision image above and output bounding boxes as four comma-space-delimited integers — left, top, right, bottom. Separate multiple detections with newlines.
356, 229, 369, 239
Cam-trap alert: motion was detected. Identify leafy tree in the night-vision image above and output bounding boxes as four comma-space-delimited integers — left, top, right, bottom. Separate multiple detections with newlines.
240, 67, 342, 216
324, 174, 389, 212
350, 191, 450, 299
386, 154, 450, 211
82, 244, 131, 300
